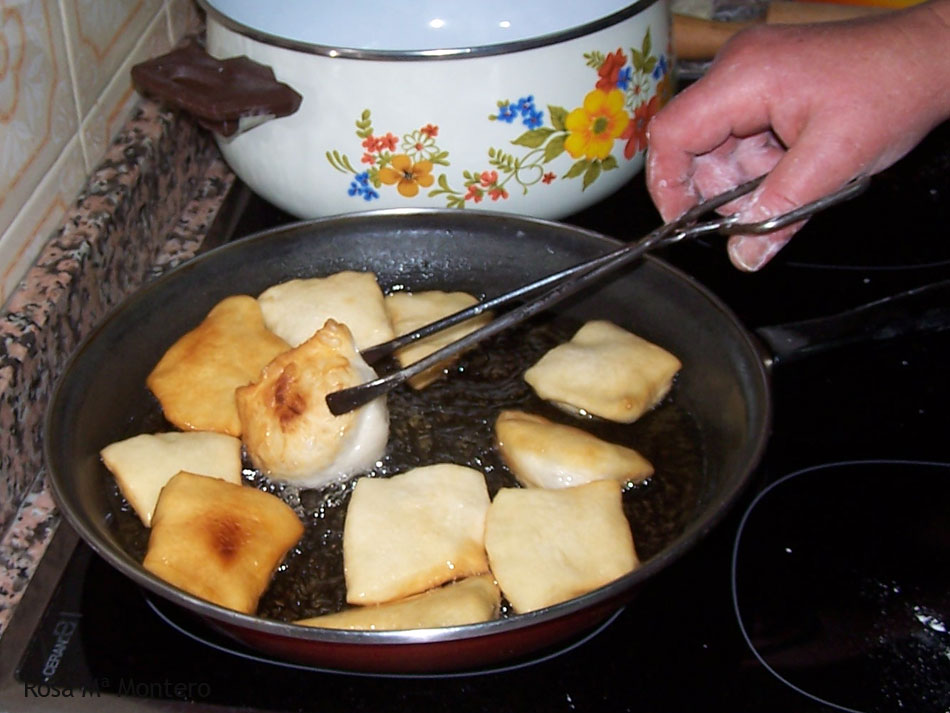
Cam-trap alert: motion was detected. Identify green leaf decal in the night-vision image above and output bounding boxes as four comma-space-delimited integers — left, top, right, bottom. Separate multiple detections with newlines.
582, 161, 602, 190
584, 51, 605, 69
642, 28, 652, 57
564, 159, 590, 179
632, 49, 645, 73
601, 155, 619, 171
326, 150, 355, 174
511, 128, 555, 148
548, 105, 568, 131
355, 109, 373, 138
429, 150, 451, 166
544, 135, 566, 163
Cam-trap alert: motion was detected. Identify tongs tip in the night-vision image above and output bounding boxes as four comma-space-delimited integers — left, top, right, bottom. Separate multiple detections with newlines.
326, 381, 384, 416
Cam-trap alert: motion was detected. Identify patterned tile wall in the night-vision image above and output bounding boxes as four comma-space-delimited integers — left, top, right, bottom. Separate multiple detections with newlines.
0, 0, 201, 306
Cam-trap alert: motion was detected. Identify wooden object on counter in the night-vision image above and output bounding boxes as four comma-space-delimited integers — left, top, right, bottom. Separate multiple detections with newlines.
672, 1, 892, 60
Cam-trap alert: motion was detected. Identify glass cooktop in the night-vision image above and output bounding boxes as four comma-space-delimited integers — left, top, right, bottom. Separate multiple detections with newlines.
1, 118, 947, 713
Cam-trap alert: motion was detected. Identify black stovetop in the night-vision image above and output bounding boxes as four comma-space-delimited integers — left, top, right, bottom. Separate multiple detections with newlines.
4, 120, 948, 713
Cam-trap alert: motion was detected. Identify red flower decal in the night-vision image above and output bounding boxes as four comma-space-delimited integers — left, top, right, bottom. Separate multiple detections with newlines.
622, 96, 659, 160
378, 132, 398, 151
420, 124, 439, 138
480, 170, 499, 187
596, 49, 627, 91
465, 185, 484, 203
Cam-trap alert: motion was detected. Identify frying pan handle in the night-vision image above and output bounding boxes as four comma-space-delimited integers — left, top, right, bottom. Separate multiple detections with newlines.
131, 42, 302, 138
755, 279, 950, 366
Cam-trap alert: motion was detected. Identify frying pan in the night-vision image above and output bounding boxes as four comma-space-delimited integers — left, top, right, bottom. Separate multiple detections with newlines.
44, 209, 937, 674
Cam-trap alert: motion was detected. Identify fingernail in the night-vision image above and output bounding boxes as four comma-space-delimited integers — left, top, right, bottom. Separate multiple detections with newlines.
728, 236, 785, 272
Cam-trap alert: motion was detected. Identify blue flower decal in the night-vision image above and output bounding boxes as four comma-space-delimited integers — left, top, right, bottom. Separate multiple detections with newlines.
616, 66, 633, 90
495, 102, 517, 123
493, 96, 545, 128
348, 172, 379, 201
522, 108, 544, 129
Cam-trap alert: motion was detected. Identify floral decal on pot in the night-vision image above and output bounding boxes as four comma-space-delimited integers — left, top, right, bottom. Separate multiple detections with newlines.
327, 29, 671, 207
327, 115, 449, 201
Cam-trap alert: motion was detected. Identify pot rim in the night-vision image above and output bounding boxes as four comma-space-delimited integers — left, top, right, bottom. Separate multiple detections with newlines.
197, 0, 664, 61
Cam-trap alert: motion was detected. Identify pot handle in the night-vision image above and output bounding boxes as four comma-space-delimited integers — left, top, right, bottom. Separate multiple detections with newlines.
131, 42, 302, 138
755, 279, 950, 366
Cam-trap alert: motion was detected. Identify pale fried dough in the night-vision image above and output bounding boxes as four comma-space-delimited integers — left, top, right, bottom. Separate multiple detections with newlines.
384, 290, 492, 389
258, 271, 394, 350
494, 410, 654, 489
295, 575, 500, 631
100, 431, 242, 527
524, 320, 681, 423
484, 480, 638, 613
343, 464, 491, 605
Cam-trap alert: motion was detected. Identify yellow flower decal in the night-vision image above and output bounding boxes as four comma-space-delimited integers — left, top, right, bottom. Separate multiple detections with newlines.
378, 154, 435, 197
564, 88, 630, 161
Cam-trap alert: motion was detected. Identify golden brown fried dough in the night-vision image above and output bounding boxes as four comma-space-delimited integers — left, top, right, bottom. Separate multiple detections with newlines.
295, 575, 501, 631
524, 320, 681, 423
235, 319, 388, 487
258, 271, 394, 350
100, 431, 242, 527
143, 472, 304, 614
343, 464, 491, 605
146, 295, 290, 436
494, 410, 654, 489
384, 290, 491, 389
484, 480, 638, 613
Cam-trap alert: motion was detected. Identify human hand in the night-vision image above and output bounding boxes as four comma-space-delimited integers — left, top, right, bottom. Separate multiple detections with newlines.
646, 0, 950, 270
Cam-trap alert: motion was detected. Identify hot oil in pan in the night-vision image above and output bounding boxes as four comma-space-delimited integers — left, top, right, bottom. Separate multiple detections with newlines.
106, 315, 704, 622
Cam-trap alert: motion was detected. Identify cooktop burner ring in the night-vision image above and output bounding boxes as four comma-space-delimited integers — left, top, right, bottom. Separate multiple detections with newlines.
731, 459, 950, 713
143, 594, 625, 679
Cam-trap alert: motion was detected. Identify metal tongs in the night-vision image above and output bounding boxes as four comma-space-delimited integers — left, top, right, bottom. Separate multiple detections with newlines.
326, 174, 870, 415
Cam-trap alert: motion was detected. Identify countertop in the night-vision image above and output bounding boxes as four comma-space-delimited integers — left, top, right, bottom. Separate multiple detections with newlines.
0, 98, 238, 639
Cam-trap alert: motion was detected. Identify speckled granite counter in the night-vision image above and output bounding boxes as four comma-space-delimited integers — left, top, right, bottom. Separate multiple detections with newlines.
0, 98, 236, 638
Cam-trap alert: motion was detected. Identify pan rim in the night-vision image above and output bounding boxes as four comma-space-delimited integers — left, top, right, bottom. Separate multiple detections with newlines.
44, 207, 772, 649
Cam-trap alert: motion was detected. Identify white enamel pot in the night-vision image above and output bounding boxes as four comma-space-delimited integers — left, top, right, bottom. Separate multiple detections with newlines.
135, 0, 673, 219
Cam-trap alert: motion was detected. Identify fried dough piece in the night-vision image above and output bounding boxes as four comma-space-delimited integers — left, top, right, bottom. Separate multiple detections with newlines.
258, 271, 394, 350
143, 471, 304, 614
384, 290, 492, 389
484, 480, 638, 613
100, 431, 242, 527
524, 320, 682, 423
343, 464, 491, 605
146, 295, 290, 436
494, 410, 654, 489
235, 319, 388, 487
295, 575, 501, 631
